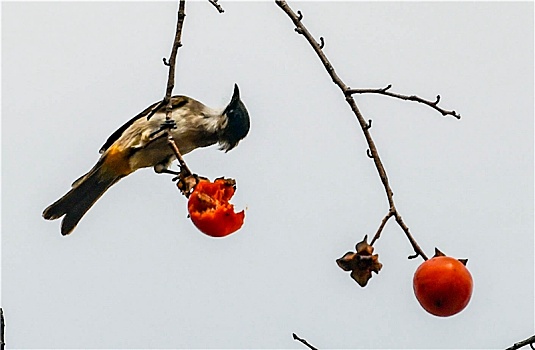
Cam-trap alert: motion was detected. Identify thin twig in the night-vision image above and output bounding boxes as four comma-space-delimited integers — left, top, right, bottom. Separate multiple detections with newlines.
162, 0, 193, 178
1, 308, 5, 350
168, 134, 192, 177
348, 85, 461, 119
505, 334, 535, 350
275, 0, 428, 260
394, 212, 427, 260
208, 0, 224, 13
369, 209, 394, 246
293, 333, 318, 350
164, 0, 185, 111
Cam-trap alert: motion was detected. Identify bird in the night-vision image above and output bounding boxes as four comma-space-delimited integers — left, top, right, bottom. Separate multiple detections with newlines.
43, 84, 250, 236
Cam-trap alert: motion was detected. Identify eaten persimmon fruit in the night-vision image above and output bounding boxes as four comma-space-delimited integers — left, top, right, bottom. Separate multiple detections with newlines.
413, 253, 473, 317
187, 178, 245, 237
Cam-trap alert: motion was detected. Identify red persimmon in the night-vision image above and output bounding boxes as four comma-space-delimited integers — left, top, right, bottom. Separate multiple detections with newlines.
413, 255, 473, 317
187, 178, 245, 237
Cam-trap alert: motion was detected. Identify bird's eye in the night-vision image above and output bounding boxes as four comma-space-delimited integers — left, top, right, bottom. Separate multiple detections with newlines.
228, 109, 234, 114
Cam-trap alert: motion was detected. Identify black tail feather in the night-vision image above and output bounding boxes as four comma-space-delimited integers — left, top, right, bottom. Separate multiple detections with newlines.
43, 164, 120, 235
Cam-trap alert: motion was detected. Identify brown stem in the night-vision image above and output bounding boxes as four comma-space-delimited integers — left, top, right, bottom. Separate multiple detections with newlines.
292, 333, 318, 350
168, 133, 192, 177
394, 211, 428, 260
1, 308, 5, 350
505, 334, 535, 350
370, 209, 394, 246
164, 0, 186, 114
162, 0, 193, 178
348, 85, 461, 119
208, 0, 224, 13
275, 0, 428, 260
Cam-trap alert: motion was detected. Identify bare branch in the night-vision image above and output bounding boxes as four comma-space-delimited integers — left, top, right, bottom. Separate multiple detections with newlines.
394, 211, 428, 260
347, 85, 461, 119
1, 308, 5, 350
369, 209, 394, 246
164, 0, 186, 113
505, 334, 535, 350
293, 333, 318, 350
208, 0, 224, 13
275, 0, 429, 261
162, 0, 193, 179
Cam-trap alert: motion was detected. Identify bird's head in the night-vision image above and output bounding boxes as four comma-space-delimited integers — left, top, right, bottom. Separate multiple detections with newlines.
219, 84, 250, 152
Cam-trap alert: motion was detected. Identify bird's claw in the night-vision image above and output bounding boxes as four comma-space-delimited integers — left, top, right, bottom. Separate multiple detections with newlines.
149, 119, 177, 139
160, 119, 177, 130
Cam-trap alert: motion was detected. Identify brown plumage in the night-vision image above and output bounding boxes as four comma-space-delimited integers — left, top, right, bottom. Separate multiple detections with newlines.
43, 85, 250, 235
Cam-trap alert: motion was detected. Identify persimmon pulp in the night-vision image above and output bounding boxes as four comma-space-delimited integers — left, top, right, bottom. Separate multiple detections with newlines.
413, 256, 473, 317
187, 178, 245, 237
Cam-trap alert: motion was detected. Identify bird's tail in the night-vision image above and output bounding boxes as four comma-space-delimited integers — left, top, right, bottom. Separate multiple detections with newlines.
42, 161, 121, 235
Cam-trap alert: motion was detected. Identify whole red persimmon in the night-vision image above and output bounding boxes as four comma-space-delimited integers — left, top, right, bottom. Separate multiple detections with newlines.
187, 178, 245, 237
413, 251, 473, 317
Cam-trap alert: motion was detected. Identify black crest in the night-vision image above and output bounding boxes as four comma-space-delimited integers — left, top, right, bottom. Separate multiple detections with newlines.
220, 84, 250, 151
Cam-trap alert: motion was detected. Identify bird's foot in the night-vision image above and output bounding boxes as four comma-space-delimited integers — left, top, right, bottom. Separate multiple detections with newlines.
149, 119, 177, 139
156, 168, 180, 176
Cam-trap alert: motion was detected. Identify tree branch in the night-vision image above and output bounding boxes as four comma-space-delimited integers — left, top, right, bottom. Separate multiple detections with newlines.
161, 0, 193, 182
505, 334, 535, 350
164, 0, 185, 108
208, 0, 224, 13
293, 333, 318, 350
369, 209, 394, 246
1, 308, 5, 350
275, 0, 428, 260
348, 85, 461, 119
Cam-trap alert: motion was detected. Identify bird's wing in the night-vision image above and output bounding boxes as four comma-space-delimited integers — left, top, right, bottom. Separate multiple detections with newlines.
98, 96, 189, 153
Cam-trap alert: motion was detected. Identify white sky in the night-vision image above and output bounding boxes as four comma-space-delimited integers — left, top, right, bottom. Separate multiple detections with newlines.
2, 1, 534, 349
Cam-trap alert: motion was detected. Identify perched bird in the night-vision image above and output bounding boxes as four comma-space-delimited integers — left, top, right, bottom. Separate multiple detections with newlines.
43, 84, 250, 235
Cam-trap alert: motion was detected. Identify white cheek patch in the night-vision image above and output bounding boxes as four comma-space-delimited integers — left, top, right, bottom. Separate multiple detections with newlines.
187, 107, 226, 134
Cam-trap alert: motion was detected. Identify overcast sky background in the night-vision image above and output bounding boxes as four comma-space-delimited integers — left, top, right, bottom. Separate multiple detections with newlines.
2, 1, 534, 349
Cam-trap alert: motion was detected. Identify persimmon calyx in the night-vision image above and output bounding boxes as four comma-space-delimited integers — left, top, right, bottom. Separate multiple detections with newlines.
336, 235, 383, 287
434, 247, 468, 266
